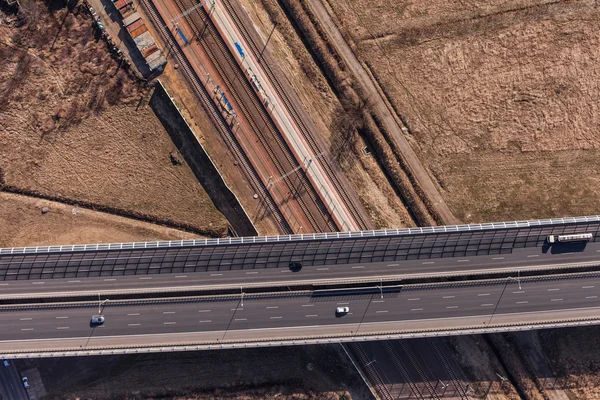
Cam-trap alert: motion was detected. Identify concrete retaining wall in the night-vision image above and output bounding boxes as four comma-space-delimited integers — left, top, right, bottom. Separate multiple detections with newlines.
149, 81, 257, 237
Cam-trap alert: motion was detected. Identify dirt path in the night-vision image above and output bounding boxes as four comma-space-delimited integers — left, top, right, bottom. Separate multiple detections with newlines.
305, 0, 459, 225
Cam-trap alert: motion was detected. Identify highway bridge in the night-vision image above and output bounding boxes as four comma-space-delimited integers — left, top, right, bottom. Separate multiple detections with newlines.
2, 215, 600, 357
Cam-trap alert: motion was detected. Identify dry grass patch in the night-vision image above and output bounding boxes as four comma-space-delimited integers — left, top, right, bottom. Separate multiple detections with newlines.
0, 0, 227, 236
326, 0, 600, 222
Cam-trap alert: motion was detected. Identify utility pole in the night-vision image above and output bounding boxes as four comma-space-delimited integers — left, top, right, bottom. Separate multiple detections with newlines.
258, 11, 279, 64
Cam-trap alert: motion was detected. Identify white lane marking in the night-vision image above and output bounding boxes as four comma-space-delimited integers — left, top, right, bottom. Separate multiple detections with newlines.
513, 291, 525, 294
280, 270, 292, 273
68, 280, 80, 283
457, 260, 470, 263
104, 279, 116, 281
175, 275, 187, 278
478, 293, 490, 296
270, 316, 283, 319
302, 304, 314, 307
443, 296, 455, 299
527, 255, 539, 258
352, 266, 365, 269
128, 324, 141, 326
127, 313, 140, 316
317, 268, 329, 271
446, 306, 458, 309
422, 261, 435, 265
246, 272, 259, 275
583, 286, 595, 289
139, 277, 152, 280
56, 316, 68, 319
235, 318, 247, 321
20, 318, 32, 321
563, 252, 575, 255
57, 327, 69, 330
21, 328, 33, 331
337, 302, 349, 305
387, 264, 399, 267
163, 322, 176, 325
481, 304, 494, 307
516, 301, 529, 304
198, 310, 211, 313
32, 282, 45, 285
163, 311, 176, 314
548, 288, 560, 291
0, 283, 9, 286
408, 298, 420, 301
305, 314, 318, 317
376, 310, 388, 313
411, 308, 423, 311
551, 299, 563, 302
586, 296, 598, 299
198, 320, 212, 323
210, 273, 223, 276
372, 300, 385, 303
493, 257, 505, 260
266, 306, 279, 309
231, 308, 243, 311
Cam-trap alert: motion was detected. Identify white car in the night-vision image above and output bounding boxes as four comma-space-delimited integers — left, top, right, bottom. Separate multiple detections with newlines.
336, 306, 349, 315
22, 377, 29, 388
90, 316, 105, 325
2, 360, 8, 367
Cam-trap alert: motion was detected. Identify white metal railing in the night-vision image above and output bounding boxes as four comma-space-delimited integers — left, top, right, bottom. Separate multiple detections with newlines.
1, 215, 600, 255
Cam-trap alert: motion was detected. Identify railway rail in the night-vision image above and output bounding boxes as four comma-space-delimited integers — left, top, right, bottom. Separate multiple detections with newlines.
220, 0, 371, 231
173, 0, 337, 233
139, 0, 293, 234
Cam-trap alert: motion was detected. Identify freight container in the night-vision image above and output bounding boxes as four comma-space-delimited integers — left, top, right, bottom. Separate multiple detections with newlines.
113, 0, 127, 10
129, 25, 148, 38
147, 55, 167, 71
145, 49, 162, 63
126, 18, 144, 32
122, 12, 140, 27
134, 31, 155, 48
141, 44, 158, 57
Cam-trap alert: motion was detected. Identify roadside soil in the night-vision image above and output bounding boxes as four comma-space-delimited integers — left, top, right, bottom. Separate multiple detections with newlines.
445, 335, 519, 400
0, 192, 199, 247
0, 0, 228, 237
540, 326, 600, 399
324, 0, 600, 223
16, 345, 370, 400
238, 0, 415, 229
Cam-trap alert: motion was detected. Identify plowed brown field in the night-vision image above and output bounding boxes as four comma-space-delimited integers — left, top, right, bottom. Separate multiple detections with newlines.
325, 0, 600, 222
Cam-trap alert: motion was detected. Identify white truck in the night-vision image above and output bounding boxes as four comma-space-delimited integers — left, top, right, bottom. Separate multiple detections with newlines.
546, 233, 593, 244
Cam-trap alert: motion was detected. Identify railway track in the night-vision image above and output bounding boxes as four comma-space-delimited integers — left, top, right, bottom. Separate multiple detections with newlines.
352, 343, 395, 400
173, 0, 337, 233
139, 0, 293, 234
220, 0, 371, 231
429, 338, 470, 399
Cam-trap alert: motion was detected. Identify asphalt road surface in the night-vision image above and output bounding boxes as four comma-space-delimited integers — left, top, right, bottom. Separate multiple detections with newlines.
1, 273, 599, 344
0, 361, 28, 400
2, 228, 600, 297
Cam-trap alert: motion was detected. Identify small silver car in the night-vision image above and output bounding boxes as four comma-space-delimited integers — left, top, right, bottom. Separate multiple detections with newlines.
336, 306, 349, 315
90, 316, 105, 325
22, 377, 29, 388
2, 360, 8, 367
